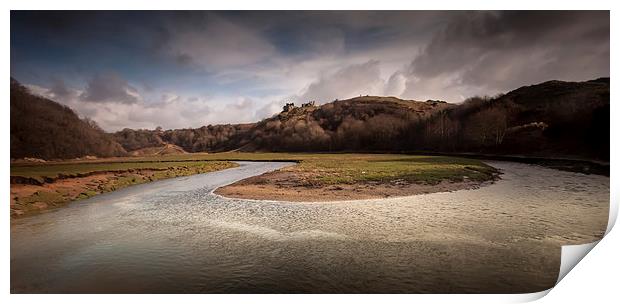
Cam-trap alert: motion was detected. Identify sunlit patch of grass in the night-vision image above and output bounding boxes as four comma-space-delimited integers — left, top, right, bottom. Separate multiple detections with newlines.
18, 190, 64, 205
11, 153, 498, 217
12, 152, 498, 187
11, 160, 237, 181
287, 155, 498, 185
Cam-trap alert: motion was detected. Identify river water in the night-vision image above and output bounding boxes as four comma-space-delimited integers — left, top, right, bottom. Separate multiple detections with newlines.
10, 161, 609, 293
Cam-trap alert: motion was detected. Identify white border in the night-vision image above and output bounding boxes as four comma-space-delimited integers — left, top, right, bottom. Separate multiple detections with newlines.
3, 1, 616, 304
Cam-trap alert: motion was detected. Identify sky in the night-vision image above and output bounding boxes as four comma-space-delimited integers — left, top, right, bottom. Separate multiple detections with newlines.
11, 11, 610, 131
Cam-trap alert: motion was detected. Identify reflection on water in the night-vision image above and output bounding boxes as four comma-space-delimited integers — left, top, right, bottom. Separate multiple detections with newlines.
11, 161, 609, 293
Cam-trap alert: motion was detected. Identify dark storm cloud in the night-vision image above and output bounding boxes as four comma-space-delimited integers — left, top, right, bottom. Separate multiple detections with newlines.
80, 72, 139, 104
404, 11, 610, 98
299, 60, 385, 103
231, 11, 446, 54
11, 11, 610, 129
48, 77, 74, 100
135, 11, 447, 70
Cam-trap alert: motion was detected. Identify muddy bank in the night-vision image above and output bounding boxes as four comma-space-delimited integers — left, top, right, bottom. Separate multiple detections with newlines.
214, 169, 494, 202
10, 162, 236, 218
10, 167, 176, 185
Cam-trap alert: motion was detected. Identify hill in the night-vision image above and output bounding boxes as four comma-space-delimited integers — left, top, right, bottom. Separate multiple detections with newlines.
233, 96, 453, 151
408, 78, 609, 160
10, 79, 127, 160
113, 96, 452, 153
113, 124, 255, 153
112, 78, 609, 161
129, 143, 188, 156
14, 77, 606, 161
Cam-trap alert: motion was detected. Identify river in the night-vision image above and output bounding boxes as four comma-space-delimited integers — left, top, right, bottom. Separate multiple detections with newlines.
10, 161, 609, 293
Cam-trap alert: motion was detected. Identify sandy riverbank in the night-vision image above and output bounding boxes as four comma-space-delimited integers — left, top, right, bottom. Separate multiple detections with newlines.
214, 169, 493, 202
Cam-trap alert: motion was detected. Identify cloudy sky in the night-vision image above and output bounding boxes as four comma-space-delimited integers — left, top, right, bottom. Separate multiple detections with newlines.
11, 11, 609, 131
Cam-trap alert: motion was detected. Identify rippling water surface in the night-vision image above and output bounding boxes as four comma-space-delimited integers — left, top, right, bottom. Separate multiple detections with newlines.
11, 161, 609, 293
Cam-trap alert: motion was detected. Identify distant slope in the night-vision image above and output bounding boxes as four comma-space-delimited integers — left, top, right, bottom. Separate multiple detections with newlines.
129, 143, 188, 156
13, 76, 606, 161
234, 96, 453, 151
112, 78, 609, 161
410, 78, 610, 160
112, 96, 450, 153
10, 79, 127, 160
494, 78, 609, 160
113, 124, 255, 153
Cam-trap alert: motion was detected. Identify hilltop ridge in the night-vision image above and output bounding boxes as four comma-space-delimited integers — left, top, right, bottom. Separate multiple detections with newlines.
113, 78, 609, 160
10, 77, 610, 161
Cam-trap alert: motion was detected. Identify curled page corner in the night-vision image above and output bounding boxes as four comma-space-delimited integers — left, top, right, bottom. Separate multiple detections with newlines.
510, 288, 552, 303
534, 184, 615, 299
507, 241, 600, 303
605, 194, 618, 234
556, 241, 599, 285
554, 189, 614, 285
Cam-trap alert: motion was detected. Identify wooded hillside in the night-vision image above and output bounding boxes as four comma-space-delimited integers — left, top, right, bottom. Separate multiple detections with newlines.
10, 79, 127, 159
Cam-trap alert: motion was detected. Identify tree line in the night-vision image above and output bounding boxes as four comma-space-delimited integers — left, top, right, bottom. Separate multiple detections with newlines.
114, 78, 609, 161
11, 77, 609, 161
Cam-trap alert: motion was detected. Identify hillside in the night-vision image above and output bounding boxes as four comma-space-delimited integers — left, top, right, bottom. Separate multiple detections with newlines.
10, 79, 127, 160
129, 144, 188, 156
408, 78, 610, 160
234, 97, 453, 151
500, 78, 609, 159
114, 97, 451, 153
113, 123, 255, 153
112, 78, 609, 161
14, 77, 606, 161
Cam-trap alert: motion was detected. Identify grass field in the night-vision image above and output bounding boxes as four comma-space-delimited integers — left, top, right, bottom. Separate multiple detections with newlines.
10, 153, 498, 217
11, 160, 236, 183
281, 154, 498, 185
11, 152, 498, 186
